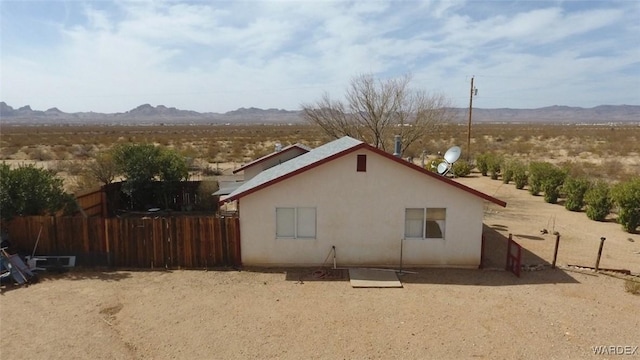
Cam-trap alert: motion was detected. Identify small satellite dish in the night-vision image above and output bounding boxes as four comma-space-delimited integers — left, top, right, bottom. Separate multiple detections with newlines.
437, 162, 449, 175
436, 145, 462, 177
444, 146, 461, 164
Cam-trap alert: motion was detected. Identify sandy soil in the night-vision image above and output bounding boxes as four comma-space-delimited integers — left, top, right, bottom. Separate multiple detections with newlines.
1, 174, 639, 360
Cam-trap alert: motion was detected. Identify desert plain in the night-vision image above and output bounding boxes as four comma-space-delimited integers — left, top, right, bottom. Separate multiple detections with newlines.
1, 123, 639, 359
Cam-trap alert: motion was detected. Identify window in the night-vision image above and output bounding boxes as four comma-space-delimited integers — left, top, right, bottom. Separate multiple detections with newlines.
404, 208, 446, 239
276, 207, 316, 239
357, 154, 367, 172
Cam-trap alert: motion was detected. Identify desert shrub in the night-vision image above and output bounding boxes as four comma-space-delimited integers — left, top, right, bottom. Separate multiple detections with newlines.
541, 167, 567, 204
54, 160, 86, 176
528, 161, 555, 196
501, 159, 514, 184
611, 177, 640, 233
451, 161, 472, 177
625, 280, 640, 295
26, 147, 55, 161
584, 181, 611, 221
563, 176, 591, 211
511, 160, 528, 189
486, 154, 503, 180
427, 159, 445, 173
0, 163, 75, 220
475, 153, 489, 176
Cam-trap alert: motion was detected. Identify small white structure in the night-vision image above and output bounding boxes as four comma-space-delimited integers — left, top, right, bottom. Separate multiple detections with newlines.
222, 136, 505, 268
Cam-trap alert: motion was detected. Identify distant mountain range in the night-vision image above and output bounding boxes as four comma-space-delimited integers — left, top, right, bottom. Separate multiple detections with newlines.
1, 102, 638, 125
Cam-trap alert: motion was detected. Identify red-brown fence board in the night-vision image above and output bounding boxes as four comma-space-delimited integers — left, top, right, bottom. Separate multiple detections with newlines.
74, 187, 104, 217
6, 215, 239, 269
506, 233, 522, 277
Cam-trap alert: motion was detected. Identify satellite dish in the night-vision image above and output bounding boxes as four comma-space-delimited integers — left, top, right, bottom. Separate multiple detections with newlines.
437, 162, 449, 175
444, 146, 461, 164
436, 145, 462, 177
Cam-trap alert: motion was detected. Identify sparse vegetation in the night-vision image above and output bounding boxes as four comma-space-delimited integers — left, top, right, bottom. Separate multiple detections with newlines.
0, 123, 638, 194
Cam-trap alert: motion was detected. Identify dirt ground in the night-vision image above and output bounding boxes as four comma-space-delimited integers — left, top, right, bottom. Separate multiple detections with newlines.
1, 175, 639, 360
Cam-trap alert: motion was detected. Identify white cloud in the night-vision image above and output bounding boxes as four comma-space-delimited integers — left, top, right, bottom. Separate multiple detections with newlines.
1, 0, 638, 112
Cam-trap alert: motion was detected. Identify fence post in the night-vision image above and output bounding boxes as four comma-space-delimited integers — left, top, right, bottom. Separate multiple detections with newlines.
505, 233, 512, 271
551, 233, 560, 269
595, 237, 606, 272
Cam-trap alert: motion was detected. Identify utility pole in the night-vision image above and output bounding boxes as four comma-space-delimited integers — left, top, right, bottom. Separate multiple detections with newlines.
467, 76, 476, 160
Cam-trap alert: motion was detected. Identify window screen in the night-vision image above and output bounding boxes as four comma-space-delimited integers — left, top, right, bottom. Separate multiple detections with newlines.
276, 207, 316, 239
426, 208, 446, 239
276, 207, 295, 238
296, 207, 317, 238
404, 208, 424, 238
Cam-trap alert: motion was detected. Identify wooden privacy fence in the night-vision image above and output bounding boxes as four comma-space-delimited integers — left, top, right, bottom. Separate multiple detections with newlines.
5, 216, 240, 269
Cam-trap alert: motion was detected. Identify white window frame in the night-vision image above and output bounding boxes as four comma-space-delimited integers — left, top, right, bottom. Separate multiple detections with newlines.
404, 207, 446, 239
276, 207, 317, 239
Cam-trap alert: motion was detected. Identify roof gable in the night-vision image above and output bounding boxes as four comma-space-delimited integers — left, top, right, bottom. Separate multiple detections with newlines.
222, 136, 506, 207
232, 143, 311, 174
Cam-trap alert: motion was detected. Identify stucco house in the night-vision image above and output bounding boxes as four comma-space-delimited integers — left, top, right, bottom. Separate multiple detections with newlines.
222, 136, 506, 268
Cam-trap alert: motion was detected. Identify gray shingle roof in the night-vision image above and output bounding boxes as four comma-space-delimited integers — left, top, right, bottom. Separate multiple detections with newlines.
233, 143, 312, 173
213, 181, 244, 196
226, 136, 362, 200
221, 135, 506, 207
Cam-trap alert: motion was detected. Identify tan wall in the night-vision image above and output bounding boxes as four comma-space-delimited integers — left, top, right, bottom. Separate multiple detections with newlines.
238, 148, 485, 267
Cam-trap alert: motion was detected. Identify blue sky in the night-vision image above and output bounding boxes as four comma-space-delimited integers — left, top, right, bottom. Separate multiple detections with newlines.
1, 0, 639, 113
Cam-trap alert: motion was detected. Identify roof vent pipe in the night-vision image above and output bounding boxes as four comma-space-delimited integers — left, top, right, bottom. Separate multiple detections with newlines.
393, 135, 401, 158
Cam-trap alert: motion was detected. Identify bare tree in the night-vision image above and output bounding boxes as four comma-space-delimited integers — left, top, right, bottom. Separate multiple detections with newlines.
301, 73, 453, 155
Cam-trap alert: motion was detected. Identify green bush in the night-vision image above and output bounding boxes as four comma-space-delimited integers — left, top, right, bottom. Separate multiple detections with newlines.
0, 163, 73, 220
584, 181, 611, 221
501, 159, 514, 184
475, 153, 489, 176
486, 154, 503, 180
541, 167, 567, 204
563, 176, 591, 211
611, 177, 640, 233
451, 161, 472, 177
528, 161, 555, 196
426, 159, 444, 173
512, 160, 528, 189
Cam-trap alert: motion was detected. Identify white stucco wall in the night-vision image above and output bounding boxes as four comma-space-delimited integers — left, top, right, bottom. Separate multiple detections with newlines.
238, 149, 486, 268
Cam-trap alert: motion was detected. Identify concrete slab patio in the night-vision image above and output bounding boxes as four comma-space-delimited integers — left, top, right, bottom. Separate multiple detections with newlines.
348, 268, 403, 288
